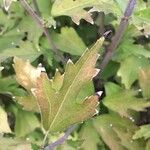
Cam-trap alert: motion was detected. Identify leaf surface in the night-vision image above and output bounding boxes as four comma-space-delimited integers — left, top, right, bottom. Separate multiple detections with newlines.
94, 114, 145, 150
14, 38, 104, 133
34, 38, 104, 132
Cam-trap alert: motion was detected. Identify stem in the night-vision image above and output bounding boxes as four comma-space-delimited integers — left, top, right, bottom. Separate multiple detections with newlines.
20, 0, 66, 63
44, 125, 76, 150
99, 0, 137, 73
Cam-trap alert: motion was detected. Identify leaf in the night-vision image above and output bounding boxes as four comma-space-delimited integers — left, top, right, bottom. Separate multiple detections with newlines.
104, 82, 123, 96
79, 120, 103, 150
133, 124, 150, 140
34, 38, 104, 132
51, 0, 96, 25
138, 67, 150, 99
89, 0, 124, 18
0, 41, 41, 63
41, 27, 86, 56
0, 77, 25, 96
93, 114, 138, 150
15, 109, 39, 137
14, 37, 104, 133
113, 26, 150, 62
0, 137, 31, 150
103, 88, 150, 118
113, 127, 145, 150
0, 106, 11, 133
0, 28, 24, 51
51, 0, 128, 25
117, 55, 149, 89
133, 8, 150, 33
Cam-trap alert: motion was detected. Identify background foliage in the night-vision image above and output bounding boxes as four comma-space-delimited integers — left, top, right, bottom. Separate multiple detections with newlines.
0, 0, 150, 149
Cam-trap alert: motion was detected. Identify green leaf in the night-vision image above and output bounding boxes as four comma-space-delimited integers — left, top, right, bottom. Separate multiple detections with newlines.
0, 28, 24, 51
15, 109, 39, 137
133, 124, 150, 140
0, 106, 11, 133
113, 26, 150, 62
103, 89, 150, 118
93, 114, 139, 150
0, 137, 31, 150
0, 41, 41, 63
51, 0, 96, 25
0, 77, 25, 96
41, 27, 86, 56
51, 0, 126, 24
79, 120, 103, 150
113, 127, 145, 150
105, 82, 123, 96
14, 37, 104, 133
117, 55, 149, 89
133, 8, 150, 33
138, 67, 150, 99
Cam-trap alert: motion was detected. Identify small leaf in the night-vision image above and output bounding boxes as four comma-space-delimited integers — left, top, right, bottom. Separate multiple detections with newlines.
139, 67, 150, 99
0, 106, 11, 133
133, 124, 150, 140
41, 27, 86, 56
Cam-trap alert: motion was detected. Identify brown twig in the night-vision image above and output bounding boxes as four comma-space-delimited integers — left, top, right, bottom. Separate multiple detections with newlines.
99, 0, 137, 74
20, 0, 66, 63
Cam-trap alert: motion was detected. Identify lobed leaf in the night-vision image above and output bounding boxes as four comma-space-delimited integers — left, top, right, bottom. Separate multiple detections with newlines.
14, 37, 104, 133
